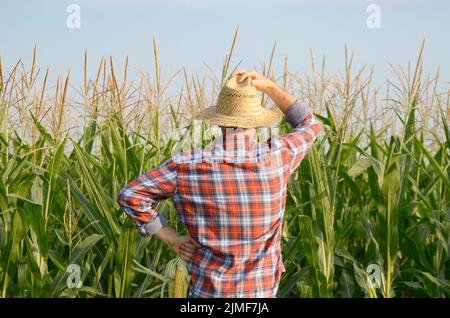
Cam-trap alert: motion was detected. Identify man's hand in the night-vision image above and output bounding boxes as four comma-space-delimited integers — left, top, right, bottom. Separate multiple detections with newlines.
170, 235, 203, 262
229, 69, 296, 114
154, 226, 203, 262
230, 69, 275, 93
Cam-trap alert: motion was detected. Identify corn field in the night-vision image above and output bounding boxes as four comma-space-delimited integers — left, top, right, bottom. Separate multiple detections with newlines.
0, 35, 449, 297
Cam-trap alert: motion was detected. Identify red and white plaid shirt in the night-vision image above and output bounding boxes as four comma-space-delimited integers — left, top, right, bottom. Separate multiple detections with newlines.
118, 100, 323, 297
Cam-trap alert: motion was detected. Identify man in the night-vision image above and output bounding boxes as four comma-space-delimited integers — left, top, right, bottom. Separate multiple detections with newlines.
117, 70, 323, 297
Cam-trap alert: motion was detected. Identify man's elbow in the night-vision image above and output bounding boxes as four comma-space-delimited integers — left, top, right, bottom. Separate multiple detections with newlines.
318, 121, 324, 134
117, 186, 129, 208
312, 113, 324, 134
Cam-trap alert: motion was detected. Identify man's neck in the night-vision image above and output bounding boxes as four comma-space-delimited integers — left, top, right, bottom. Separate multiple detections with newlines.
221, 127, 256, 139
215, 127, 257, 149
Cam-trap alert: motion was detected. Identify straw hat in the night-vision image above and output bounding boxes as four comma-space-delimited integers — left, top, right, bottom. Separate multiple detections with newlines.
194, 75, 283, 128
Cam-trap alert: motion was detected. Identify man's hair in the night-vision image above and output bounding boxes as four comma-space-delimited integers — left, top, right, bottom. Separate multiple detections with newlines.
220, 126, 252, 130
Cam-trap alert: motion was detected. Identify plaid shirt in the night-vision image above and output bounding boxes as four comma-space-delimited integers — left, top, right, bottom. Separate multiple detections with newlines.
117, 100, 323, 298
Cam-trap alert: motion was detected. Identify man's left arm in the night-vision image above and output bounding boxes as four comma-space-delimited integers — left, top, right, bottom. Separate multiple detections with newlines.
117, 157, 201, 261
117, 158, 177, 236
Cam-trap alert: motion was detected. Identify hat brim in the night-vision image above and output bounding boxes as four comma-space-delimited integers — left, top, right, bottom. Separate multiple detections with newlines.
194, 105, 283, 128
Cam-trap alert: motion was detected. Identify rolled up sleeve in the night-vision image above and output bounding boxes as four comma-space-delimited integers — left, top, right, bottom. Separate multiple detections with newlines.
284, 99, 313, 128
281, 99, 323, 173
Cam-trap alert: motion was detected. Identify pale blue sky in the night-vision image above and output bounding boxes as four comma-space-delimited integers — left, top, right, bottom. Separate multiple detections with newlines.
1, 0, 449, 92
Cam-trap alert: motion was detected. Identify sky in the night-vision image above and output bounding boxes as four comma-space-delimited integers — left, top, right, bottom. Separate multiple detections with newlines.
1, 0, 449, 93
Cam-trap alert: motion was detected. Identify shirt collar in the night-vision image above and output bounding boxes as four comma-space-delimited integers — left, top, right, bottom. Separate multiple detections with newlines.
213, 128, 256, 150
